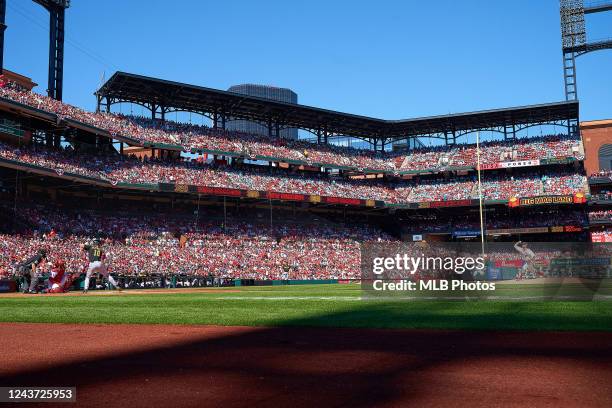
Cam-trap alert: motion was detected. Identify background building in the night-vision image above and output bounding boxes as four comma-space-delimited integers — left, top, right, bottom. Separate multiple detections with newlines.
226, 84, 298, 140
581, 119, 612, 174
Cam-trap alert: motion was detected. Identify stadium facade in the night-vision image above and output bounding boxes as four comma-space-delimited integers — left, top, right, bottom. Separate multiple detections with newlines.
1, 69, 612, 287
226, 84, 298, 140
581, 119, 612, 174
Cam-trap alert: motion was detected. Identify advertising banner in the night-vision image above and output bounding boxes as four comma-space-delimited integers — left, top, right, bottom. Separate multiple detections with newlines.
509, 193, 586, 207
174, 184, 189, 193
488, 227, 549, 235
429, 199, 475, 208
326, 196, 362, 206
478, 163, 500, 170
479, 159, 540, 170
498, 159, 540, 169
267, 192, 306, 201
452, 230, 481, 237
195, 186, 242, 197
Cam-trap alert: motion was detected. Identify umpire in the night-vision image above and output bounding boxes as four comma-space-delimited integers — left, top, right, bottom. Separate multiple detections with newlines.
17, 249, 47, 294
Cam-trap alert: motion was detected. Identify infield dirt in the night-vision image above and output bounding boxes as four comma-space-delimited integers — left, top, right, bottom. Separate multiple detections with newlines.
0, 323, 610, 407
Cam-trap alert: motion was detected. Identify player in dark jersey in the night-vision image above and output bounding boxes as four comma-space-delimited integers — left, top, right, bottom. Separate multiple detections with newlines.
82, 238, 120, 293
18, 249, 47, 294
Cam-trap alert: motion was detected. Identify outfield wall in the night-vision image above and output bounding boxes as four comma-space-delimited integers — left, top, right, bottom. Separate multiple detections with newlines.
235, 279, 338, 286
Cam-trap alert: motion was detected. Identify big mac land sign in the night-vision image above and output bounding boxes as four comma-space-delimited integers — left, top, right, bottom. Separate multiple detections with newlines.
508, 193, 587, 207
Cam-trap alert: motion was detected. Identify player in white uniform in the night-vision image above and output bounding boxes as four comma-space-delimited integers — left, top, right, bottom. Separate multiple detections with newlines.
514, 241, 536, 279
82, 239, 121, 293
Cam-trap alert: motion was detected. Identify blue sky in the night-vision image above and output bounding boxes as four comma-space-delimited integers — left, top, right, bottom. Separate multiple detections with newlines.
5, 0, 612, 122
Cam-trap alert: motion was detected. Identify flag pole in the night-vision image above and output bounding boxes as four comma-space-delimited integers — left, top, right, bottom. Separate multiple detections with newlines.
476, 131, 485, 257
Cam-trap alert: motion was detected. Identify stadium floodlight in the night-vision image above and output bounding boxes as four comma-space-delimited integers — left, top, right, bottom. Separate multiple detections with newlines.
559, 0, 612, 100
33, 0, 70, 8
560, 0, 586, 49
53, 0, 70, 6
26, 0, 69, 100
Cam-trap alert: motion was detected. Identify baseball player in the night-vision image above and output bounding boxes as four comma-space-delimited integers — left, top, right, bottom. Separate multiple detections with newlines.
514, 241, 536, 279
48, 260, 73, 293
82, 239, 121, 293
18, 249, 47, 294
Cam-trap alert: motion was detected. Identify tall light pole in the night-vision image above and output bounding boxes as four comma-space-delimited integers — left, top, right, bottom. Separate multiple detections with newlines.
32, 0, 70, 100
476, 131, 485, 257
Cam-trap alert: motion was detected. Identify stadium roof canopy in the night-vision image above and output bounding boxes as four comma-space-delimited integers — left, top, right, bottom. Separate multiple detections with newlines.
96, 72, 579, 143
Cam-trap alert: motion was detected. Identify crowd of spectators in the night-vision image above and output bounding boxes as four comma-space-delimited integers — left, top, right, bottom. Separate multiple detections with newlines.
0, 205, 392, 280
541, 173, 586, 195
449, 136, 581, 168
0, 80, 179, 145
403, 209, 587, 233
404, 178, 475, 202
0, 141, 588, 203
591, 191, 612, 201
588, 210, 612, 222
0, 142, 106, 179
589, 170, 612, 179
0, 80, 582, 173
480, 174, 543, 200
591, 230, 612, 242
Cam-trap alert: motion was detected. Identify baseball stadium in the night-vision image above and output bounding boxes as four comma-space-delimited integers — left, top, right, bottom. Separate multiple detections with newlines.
0, 1, 611, 407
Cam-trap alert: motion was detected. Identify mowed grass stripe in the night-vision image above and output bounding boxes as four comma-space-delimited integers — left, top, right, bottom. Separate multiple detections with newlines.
0, 284, 611, 330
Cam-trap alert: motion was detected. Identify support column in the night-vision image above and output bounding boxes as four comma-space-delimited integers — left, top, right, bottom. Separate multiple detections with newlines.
268, 117, 273, 138
317, 128, 321, 145
47, 5, 66, 101
504, 124, 516, 140
45, 131, 53, 147
563, 51, 578, 101
223, 196, 227, 231
269, 198, 273, 230
0, 0, 7, 74
567, 118, 578, 138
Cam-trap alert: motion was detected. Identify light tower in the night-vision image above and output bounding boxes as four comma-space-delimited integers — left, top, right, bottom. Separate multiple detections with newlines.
32, 0, 70, 101
0, 1, 70, 100
560, 0, 612, 100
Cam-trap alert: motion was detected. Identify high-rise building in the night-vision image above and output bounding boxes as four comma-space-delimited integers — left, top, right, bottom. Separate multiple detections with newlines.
226, 84, 298, 140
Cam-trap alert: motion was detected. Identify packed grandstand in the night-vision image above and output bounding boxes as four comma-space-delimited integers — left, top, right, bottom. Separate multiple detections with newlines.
0, 74, 610, 289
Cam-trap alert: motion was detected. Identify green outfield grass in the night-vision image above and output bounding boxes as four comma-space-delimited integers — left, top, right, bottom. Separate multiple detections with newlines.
1, 283, 612, 331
